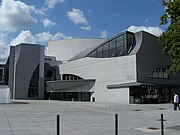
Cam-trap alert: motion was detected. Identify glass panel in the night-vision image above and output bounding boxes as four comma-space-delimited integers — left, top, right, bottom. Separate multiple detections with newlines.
96, 46, 103, 54
117, 47, 124, 56
124, 34, 127, 46
103, 50, 109, 58
70, 75, 73, 80
158, 71, 163, 78
127, 33, 135, 54
127, 34, 133, 46
127, 45, 133, 54
110, 49, 116, 57
66, 75, 70, 80
116, 35, 123, 47
152, 71, 158, 78
102, 43, 109, 51
88, 53, 92, 57
97, 52, 102, 58
123, 45, 127, 55
91, 51, 96, 57
110, 39, 116, 49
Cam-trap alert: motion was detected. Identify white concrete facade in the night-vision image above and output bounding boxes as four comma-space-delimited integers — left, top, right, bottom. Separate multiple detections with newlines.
60, 55, 137, 103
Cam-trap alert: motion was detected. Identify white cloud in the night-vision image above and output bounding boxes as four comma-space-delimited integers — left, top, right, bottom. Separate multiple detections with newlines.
10, 31, 36, 46
88, 10, 93, 13
43, 18, 56, 27
100, 30, 108, 38
35, 32, 52, 42
67, 8, 92, 31
107, 13, 120, 18
127, 26, 163, 36
10, 31, 72, 46
30, 5, 45, 15
144, 18, 150, 23
45, 0, 65, 9
81, 26, 91, 31
0, 0, 37, 32
0, 29, 72, 64
51, 32, 72, 40
0, 35, 9, 64
0, 32, 10, 64
35, 31, 72, 42
0, 44, 9, 64
67, 8, 89, 25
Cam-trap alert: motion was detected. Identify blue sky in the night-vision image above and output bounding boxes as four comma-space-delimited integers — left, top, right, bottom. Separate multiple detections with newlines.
0, 0, 166, 64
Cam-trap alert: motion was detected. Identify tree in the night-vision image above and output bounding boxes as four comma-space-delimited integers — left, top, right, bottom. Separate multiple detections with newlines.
159, 0, 180, 74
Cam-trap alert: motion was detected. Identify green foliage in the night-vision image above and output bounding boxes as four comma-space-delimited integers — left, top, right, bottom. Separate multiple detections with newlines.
159, 0, 180, 74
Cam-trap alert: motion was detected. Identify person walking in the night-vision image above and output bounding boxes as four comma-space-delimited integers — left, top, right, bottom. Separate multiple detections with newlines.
173, 93, 180, 110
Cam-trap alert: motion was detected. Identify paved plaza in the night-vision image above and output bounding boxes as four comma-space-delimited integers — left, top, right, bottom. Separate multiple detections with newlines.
0, 100, 180, 135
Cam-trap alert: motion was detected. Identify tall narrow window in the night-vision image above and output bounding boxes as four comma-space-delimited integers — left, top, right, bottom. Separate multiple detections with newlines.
0, 69, 3, 82
28, 65, 39, 98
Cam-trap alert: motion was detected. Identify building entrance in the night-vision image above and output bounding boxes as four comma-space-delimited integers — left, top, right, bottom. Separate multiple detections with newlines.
129, 85, 170, 104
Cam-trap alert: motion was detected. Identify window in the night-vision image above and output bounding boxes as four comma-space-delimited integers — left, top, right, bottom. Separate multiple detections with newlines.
62, 74, 83, 80
103, 43, 109, 51
28, 65, 39, 98
110, 48, 116, 57
127, 34, 135, 53
110, 39, 116, 49
0, 69, 3, 82
147, 65, 169, 79
91, 51, 96, 57
116, 36, 123, 47
44, 63, 56, 81
102, 43, 110, 58
117, 46, 124, 56
96, 46, 103, 58
87, 32, 135, 58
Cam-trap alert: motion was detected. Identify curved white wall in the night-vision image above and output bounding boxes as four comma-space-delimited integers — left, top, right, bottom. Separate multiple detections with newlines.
48, 38, 106, 62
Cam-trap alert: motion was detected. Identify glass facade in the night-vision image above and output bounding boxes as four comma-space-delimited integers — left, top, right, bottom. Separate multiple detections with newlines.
87, 32, 136, 58
49, 92, 91, 101
44, 63, 56, 81
28, 65, 39, 98
130, 85, 170, 104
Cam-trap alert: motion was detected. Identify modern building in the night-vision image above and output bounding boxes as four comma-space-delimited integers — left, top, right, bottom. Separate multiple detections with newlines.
7, 44, 45, 99
46, 31, 180, 104
6, 39, 105, 100
5, 31, 180, 104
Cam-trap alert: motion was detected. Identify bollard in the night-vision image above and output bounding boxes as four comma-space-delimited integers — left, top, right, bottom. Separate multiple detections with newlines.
115, 114, 118, 135
57, 115, 60, 135
161, 114, 164, 135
